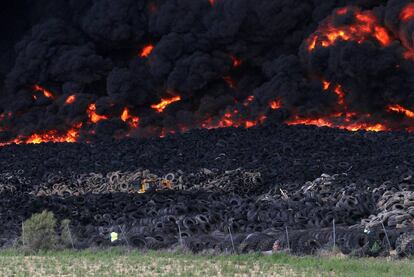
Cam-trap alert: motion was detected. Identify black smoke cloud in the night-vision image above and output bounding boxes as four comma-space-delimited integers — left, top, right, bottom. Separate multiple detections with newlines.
0, 0, 412, 143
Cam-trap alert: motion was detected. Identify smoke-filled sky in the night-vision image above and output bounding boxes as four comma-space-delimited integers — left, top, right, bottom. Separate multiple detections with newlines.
2, 0, 414, 145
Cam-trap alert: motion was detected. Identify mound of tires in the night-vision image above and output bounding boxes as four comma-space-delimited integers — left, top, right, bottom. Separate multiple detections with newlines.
1, 124, 414, 256
0, 170, 413, 256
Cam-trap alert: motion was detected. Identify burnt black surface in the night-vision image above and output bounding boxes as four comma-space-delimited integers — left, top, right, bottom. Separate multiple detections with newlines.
1, 123, 413, 185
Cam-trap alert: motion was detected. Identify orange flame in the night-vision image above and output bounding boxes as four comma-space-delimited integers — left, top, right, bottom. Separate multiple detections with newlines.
374, 26, 391, 46
87, 103, 108, 123
121, 108, 140, 128
322, 80, 346, 107
151, 95, 181, 113
334, 85, 346, 106
286, 114, 387, 132
387, 104, 414, 118
307, 8, 391, 52
401, 3, 414, 22
140, 44, 154, 58
0, 123, 82, 147
121, 108, 130, 122
33, 85, 54, 99
269, 100, 282, 110
65, 95, 76, 105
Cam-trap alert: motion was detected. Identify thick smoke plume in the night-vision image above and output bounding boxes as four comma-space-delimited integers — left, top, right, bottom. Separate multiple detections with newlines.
1, 0, 414, 145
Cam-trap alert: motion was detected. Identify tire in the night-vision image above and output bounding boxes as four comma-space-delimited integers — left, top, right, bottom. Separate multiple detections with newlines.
129, 235, 147, 248
396, 232, 414, 257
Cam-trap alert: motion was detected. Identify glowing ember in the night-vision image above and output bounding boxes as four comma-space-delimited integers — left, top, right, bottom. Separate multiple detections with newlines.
243, 95, 255, 107
33, 85, 54, 99
158, 125, 189, 138
87, 103, 108, 123
121, 108, 140, 128
245, 121, 256, 128
321, 80, 346, 107
336, 7, 349, 15
65, 95, 76, 105
334, 85, 346, 106
230, 55, 242, 67
140, 44, 154, 58
387, 104, 414, 118
220, 112, 235, 127
404, 50, 414, 60
151, 95, 181, 113
307, 8, 391, 51
160, 128, 167, 138
269, 100, 282, 110
401, 3, 414, 22
202, 111, 266, 129
223, 76, 236, 88
0, 112, 12, 121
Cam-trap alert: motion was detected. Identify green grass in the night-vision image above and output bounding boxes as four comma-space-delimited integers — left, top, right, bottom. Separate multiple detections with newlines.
0, 249, 413, 276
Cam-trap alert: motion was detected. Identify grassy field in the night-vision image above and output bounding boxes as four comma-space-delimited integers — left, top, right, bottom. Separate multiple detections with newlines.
0, 249, 413, 277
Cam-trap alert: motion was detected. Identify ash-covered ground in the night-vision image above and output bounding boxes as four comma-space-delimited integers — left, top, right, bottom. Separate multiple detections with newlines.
1, 124, 414, 256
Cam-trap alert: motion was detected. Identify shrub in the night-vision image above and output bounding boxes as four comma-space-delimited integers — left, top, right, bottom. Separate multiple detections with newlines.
60, 219, 74, 248
22, 210, 58, 251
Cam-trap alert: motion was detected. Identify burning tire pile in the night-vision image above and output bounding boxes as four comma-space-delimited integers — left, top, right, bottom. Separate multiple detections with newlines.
3, 0, 414, 257
1, 124, 414, 256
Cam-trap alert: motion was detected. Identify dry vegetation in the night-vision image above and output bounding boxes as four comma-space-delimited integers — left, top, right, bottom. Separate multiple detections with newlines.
0, 250, 295, 277
1, 249, 414, 277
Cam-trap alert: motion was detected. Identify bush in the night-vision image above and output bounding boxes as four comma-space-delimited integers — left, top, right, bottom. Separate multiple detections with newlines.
22, 210, 58, 251
60, 219, 74, 248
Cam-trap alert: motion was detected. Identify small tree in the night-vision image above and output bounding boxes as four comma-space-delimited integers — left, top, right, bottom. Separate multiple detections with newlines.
22, 210, 58, 251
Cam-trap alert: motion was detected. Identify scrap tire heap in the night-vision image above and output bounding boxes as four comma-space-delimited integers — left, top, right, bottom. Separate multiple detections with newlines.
396, 232, 414, 257
1, 124, 414, 256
